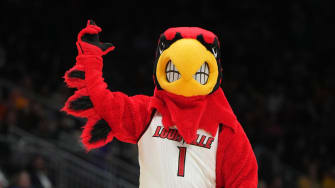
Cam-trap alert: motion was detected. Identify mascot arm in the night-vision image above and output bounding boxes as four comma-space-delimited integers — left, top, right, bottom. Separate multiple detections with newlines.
62, 20, 152, 151
216, 123, 258, 188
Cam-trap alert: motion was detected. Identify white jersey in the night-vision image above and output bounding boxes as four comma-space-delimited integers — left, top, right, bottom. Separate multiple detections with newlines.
138, 111, 219, 188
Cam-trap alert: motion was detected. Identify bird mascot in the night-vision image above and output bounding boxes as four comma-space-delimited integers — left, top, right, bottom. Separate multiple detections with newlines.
62, 20, 258, 188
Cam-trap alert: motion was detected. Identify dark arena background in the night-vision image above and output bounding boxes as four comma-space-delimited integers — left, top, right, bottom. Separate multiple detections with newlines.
0, 0, 334, 188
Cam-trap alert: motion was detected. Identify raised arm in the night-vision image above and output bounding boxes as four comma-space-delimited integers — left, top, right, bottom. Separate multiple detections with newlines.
62, 20, 153, 151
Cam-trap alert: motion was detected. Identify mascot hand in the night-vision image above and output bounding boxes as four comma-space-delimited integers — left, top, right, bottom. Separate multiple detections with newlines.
76, 19, 115, 56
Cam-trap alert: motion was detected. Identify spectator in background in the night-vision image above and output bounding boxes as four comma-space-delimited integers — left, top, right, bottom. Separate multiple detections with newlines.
0, 167, 9, 188
9, 170, 33, 188
298, 163, 321, 188
9, 89, 29, 112
268, 176, 282, 188
322, 167, 335, 188
28, 156, 53, 188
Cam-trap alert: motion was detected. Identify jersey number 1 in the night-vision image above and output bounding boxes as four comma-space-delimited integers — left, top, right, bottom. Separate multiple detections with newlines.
177, 147, 187, 177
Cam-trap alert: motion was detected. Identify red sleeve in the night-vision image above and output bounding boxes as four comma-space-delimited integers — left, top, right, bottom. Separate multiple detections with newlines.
62, 54, 152, 151
216, 123, 258, 188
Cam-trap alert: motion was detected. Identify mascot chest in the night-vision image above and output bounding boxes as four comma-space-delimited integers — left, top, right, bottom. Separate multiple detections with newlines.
138, 112, 219, 188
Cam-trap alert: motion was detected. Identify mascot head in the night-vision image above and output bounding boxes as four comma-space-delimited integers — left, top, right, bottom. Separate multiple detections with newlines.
153, 27, 222, 97
150, 27, 236, 143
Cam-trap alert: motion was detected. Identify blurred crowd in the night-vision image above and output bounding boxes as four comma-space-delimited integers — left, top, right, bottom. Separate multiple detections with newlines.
0, 0, 334, 187
0, 155, 54, 188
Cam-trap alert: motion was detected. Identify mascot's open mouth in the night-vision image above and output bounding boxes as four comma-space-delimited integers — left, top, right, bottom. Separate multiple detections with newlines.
165, 60, 209, 85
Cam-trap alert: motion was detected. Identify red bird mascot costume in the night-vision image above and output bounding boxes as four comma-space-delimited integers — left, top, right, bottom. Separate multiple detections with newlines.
63, 20, 258, 188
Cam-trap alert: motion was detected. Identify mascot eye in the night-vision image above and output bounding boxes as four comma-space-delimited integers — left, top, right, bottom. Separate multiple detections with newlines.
166, 60, 181, 82
212, 47, 218, 58
193, 62, 209, 85
159, 42, 165, 54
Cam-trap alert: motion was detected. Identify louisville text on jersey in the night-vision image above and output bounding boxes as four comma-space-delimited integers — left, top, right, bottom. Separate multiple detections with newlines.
152, 126, 215, 149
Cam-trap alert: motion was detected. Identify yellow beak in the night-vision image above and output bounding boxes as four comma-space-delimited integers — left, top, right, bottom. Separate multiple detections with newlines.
156, 39, 219, 97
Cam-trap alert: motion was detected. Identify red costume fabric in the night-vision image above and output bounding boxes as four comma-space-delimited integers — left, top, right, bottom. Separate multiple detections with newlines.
150, 88, 237, 144
62, 21, 258, 187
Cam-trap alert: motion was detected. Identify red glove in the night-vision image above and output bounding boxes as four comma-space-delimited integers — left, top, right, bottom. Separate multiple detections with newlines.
76, 20, 115, 56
